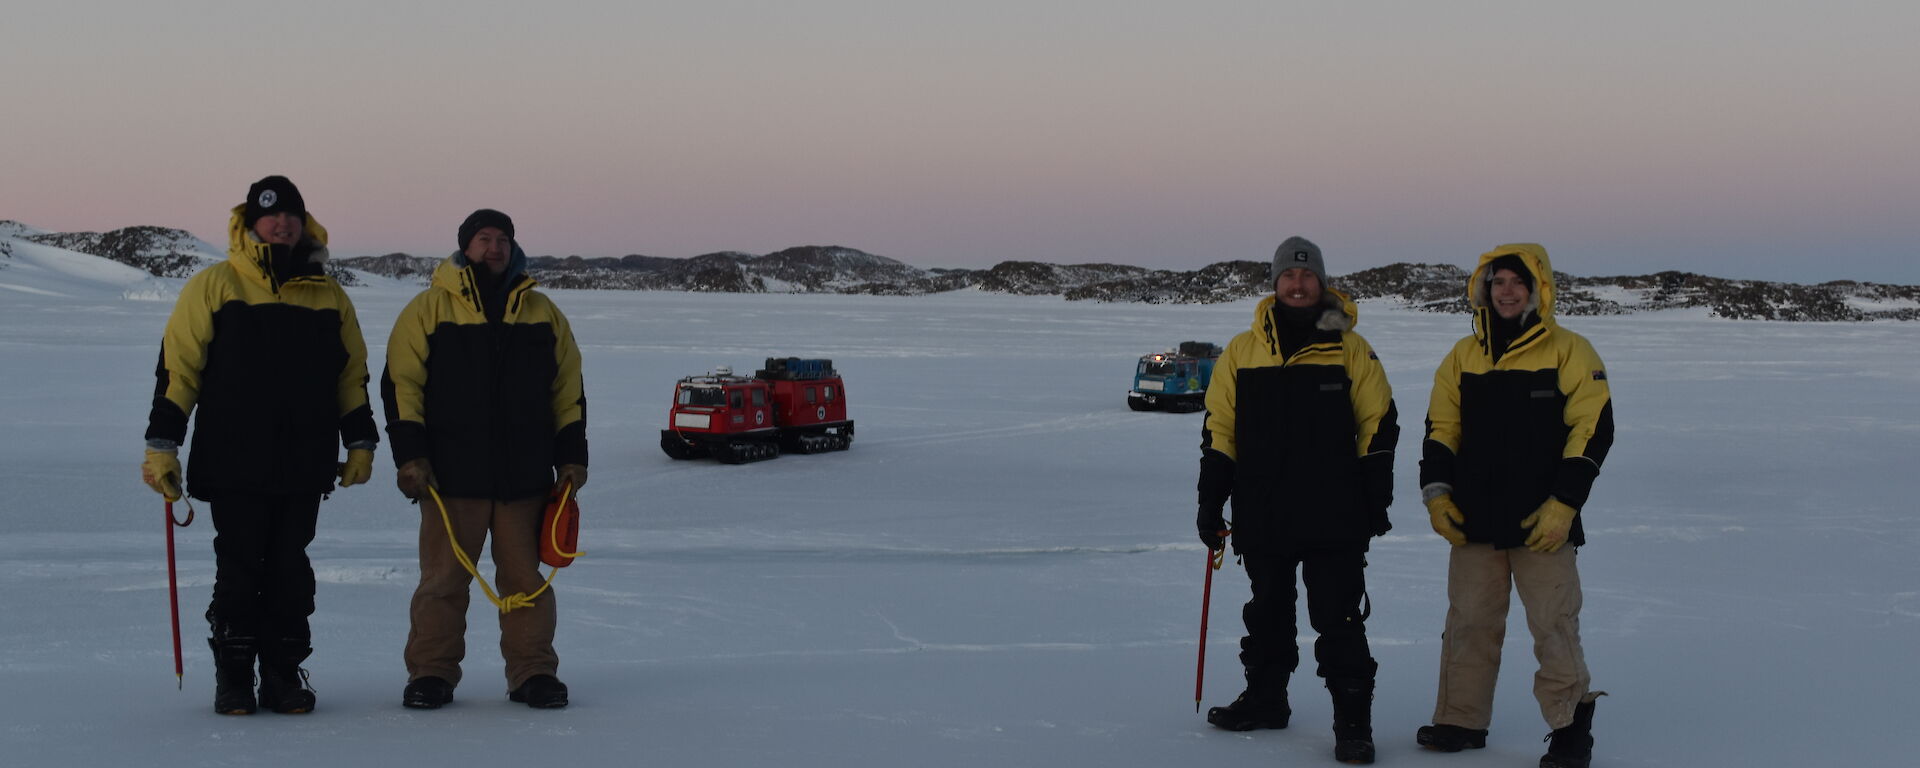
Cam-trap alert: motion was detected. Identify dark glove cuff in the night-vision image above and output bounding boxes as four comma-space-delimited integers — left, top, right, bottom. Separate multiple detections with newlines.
1198, 448, 1235, 510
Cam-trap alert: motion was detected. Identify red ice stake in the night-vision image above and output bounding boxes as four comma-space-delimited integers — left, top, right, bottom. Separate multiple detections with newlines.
1194, 534, 1228, 712
164, 495, 194, 689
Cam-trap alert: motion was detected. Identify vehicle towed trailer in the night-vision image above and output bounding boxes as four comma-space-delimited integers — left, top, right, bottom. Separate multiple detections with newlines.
1127, 341, 1222, 412
660, 358, 854, 463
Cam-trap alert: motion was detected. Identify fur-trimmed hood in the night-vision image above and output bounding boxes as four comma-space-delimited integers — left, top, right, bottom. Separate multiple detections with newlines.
1249, 287, 1358, 356
1467, 243, 1556, 326
224, 203, 331, 293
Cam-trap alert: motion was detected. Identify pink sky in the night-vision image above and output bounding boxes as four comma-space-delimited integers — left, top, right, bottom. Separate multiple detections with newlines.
4, 2, 1915, 282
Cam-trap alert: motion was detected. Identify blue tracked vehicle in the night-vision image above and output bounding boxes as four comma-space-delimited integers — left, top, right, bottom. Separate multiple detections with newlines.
1126, 341, 1222, 413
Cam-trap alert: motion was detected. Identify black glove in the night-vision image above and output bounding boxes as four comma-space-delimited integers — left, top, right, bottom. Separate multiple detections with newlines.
1197, 506, 1227, 551
1197, 448, 1235, 550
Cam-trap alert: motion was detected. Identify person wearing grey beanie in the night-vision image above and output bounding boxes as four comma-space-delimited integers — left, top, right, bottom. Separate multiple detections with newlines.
1197, 236, 1398, 763
1270, 236, 1327, 292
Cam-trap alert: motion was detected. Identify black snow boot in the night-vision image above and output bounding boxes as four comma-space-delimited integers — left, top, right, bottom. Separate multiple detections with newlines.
256, 641, 316, 714
1206, 669, 1290, 731
208, 637, 258, 715
1539, 694, 1602, 768
509, 674, 569, 709
1417, 723, 1489, 752
1327, 678, 1376, 764
403, 676, 455, 709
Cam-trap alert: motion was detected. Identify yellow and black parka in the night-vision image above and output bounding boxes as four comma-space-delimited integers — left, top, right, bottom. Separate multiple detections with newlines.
1200, 290, 1399, 552
1420, 243, 1615, 550
381, 248, 587, 501
144, 207, 378, 499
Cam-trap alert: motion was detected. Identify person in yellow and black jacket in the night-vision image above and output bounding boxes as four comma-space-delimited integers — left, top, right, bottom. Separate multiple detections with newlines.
140, 176, 379, 716
1196, 237, 1398, 764
1413, 244, 1614, 768
382, 209, 587, 711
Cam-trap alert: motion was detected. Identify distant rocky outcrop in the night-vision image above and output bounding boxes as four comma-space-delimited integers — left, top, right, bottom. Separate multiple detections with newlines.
341, 252, 441, 281
22, 225, 217, 278
1335, 266, 1920, 321
8, 219, 1913, 320
334, 245, 1920, 320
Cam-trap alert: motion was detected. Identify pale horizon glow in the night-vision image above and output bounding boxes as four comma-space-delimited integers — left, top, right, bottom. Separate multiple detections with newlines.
3, 1, 1916, 282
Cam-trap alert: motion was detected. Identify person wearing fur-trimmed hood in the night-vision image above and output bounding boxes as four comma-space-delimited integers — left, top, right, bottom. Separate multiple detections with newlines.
1195, 236, 1399, 763
140, 175, 379, 715
1414, 243, 1614, 768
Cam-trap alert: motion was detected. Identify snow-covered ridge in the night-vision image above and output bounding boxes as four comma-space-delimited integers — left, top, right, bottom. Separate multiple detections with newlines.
6, 220, 1916, 319
15, 223, 222, 279
1340, 264, 1920, 321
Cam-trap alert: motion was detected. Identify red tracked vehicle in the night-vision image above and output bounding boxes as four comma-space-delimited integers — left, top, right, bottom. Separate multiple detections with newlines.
660, 358, 855, 464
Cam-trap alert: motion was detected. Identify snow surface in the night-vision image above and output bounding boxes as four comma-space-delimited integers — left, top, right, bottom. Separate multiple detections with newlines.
1, 259, 1915, 767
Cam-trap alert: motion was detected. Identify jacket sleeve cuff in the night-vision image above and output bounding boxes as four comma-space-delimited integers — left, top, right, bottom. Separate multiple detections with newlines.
146, 399, 188, 446
338, 404, 379, 448
386, 421, 430, 468
1548, 456, 1601, 510
1418, 438, 1457, 489
1197, 448, 1234, 512
552, 420, 589, 468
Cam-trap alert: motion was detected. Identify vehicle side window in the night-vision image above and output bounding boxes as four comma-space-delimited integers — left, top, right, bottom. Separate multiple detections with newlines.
729, 390, 743, 409
752, 388, 766, 407
805, 387, 817, 404
824, 385, 835, 401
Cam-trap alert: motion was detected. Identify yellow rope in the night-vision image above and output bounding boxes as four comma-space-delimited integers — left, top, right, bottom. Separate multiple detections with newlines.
426, 485, 561, 615
548, 482, 583, 559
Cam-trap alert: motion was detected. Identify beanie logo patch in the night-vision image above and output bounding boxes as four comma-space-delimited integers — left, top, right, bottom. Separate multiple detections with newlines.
1293, 251, 1311, 262
258, 190, 278, 209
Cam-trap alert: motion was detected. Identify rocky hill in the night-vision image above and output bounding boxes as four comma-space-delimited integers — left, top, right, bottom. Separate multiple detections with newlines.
1336, 265, 1920, 321
18, 224, 218, 278
337, 248, 1920, 320
5, 220, 1914, 320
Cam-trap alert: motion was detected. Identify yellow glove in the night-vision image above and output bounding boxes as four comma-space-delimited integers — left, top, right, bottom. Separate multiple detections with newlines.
337, 448, 375, 488
395, 458, 435, 500
1521, 497, 1579, 553
141, 449, 183, 502
1425, 493, 1466, 547
556, 464, 588, 493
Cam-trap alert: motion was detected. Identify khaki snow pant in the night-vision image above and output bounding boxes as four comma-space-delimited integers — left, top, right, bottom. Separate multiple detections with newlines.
404, 495, 558, 691
1432, 542, 1590, 731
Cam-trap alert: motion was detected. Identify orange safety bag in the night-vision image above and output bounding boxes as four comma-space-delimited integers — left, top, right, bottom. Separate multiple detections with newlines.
541, 483, 582, 568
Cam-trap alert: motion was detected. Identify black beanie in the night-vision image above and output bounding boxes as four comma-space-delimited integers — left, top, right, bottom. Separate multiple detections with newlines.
243, 175, 306, 228
458, 209, 515, 251
1485, 253, 1534, 290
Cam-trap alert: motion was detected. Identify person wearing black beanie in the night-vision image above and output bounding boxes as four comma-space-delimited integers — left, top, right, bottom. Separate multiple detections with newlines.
243, 175, 307, 229
141, 175, 379, 715
458, 208, 514, 252
384, 209, 587, 711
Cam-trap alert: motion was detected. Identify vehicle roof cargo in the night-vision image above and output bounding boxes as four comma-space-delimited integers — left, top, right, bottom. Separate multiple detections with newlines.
1177, 341, 1222, 358
757, 357, 837, 380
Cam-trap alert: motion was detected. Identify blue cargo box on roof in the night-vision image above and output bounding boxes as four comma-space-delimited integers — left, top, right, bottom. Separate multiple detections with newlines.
760, 357, 835, 380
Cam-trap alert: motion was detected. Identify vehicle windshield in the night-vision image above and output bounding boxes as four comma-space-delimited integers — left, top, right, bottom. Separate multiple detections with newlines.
678, 386, 727, 406
1140, 361, 1176, 376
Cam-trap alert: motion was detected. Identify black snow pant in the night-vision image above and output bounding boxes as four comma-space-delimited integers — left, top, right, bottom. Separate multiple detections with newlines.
206, 493, 321, 649
1239, 544, 1378, 682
